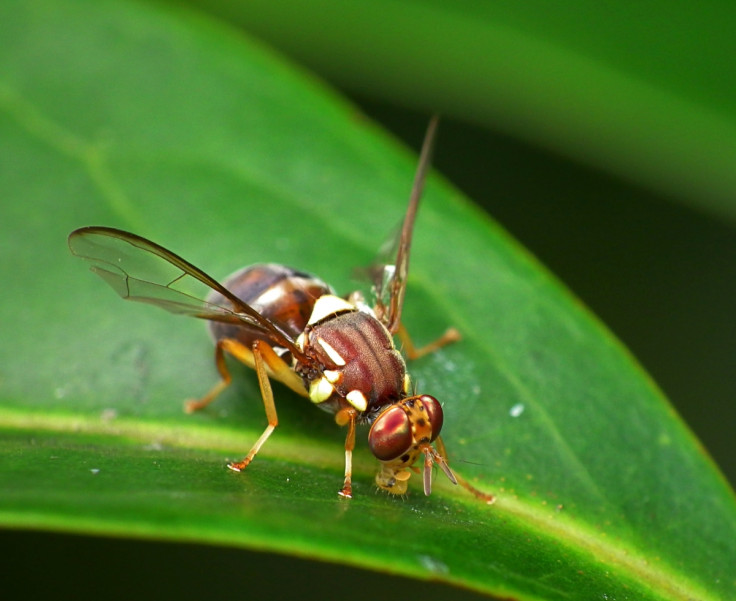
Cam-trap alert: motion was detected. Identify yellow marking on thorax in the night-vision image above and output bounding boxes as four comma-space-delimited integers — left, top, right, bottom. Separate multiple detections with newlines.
307, 294, 354, 325
316, 337, 346, 366
309, 376, 334, 404
346, 389, 368, 412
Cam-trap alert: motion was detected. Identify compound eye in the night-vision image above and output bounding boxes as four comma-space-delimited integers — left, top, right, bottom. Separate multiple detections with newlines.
368, 406, 412, 461
419, 395, 444, 441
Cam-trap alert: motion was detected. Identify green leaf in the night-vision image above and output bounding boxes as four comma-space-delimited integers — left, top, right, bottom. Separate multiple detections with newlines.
188, 0, 736, 222
0, 1, 734, 600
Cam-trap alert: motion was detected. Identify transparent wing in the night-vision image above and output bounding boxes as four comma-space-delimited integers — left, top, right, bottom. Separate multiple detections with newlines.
371, 115, 439, 333
68, 226, 308, 362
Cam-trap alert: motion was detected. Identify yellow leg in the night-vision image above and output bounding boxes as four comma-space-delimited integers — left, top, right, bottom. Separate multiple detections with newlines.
434, 436, 495, 504
185, 337, 307, 413
335, 407, 357, 498
397, 323, 461, 361
228, 340, 285, 472
184, 339, 232, 413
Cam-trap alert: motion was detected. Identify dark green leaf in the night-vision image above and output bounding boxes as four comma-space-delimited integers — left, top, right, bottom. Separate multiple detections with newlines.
191, 0, 736, 222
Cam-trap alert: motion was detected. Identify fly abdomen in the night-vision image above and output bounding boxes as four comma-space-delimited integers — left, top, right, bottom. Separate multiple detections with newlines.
207, 263, 333, 353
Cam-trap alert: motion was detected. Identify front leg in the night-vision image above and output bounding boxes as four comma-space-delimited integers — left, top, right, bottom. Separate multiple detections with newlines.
334, 407, 358, 498
433, 436, 495, 504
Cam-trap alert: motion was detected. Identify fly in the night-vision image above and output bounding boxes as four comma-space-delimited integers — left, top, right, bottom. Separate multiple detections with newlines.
68, 116, 494, 502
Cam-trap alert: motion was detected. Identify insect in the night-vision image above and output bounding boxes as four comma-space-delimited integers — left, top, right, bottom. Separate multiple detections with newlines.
68, 116, 493, 502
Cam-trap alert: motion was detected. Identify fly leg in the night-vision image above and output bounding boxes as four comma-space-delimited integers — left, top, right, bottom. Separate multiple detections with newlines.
185, 338, 306, 413
184, 339, 236, 413
397, 323, 461, 360
434, 436, 495, 504
227, 340, 297, 472
335, 407, 358, 498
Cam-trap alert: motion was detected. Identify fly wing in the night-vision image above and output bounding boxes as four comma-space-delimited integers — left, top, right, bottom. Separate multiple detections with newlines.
68, 226, 308, 361
371, 115, 439, 333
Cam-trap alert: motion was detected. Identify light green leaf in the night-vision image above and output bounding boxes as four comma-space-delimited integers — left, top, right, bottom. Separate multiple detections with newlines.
0, 1, 734, 600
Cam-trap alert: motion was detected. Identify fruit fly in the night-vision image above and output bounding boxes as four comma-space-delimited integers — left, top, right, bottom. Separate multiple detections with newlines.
68, 116, 493, 502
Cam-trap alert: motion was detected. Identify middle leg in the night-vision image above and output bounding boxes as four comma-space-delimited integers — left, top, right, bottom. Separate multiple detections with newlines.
227, 340, 294, 472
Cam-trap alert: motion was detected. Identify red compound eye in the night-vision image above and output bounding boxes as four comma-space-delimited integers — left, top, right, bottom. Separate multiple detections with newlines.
368, 405, 412, 461
419, 395, 444, 442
